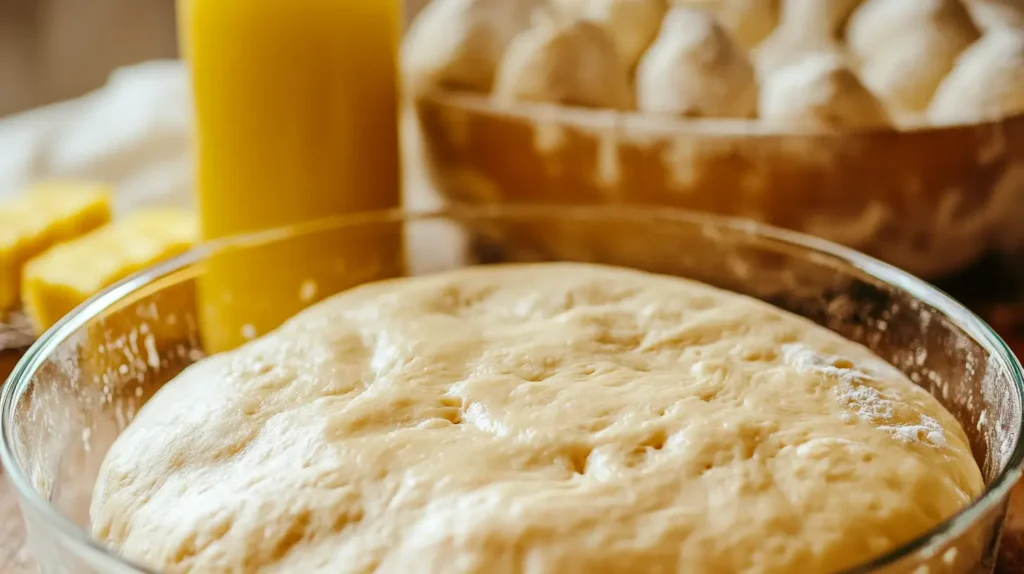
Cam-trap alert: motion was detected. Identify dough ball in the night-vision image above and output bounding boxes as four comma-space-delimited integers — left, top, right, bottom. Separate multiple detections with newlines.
845, 1, 979, 68
966, 0, 1024, 31
847, 0, 948, 63
579, 0, 669, 69
858, 27, 977, 114
636, 8, 758, 118
493, 18, 634, 110
929, 28, 1024, 124
847, 0, 979, 113
402, 0, 542, 93
759, 53, 891, 130
707, 0, 781, 49
92, 263, 984, 574
755, 0, 861, 77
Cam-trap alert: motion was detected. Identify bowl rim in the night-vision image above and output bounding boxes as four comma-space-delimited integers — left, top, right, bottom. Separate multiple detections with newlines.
422, 90, 1024, 138
1, 204, 1023, 573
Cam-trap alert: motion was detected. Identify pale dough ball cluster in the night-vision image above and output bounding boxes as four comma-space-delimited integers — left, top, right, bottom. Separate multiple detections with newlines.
403, 0, 1024, 129
401, 0, 544, 93
91, 263, 984, 574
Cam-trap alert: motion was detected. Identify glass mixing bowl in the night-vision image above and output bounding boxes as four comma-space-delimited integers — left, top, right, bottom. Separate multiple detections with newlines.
1, 205, 1023, 574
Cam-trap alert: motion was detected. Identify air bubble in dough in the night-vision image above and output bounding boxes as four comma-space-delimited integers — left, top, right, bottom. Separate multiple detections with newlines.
759, 53, 891, 130
636, 8, 758, 118
402, 0, 542, 93
579, 0, 669, 69
755, 0, 861, 77
493, 18, 634, 110
929, 28, 1024, 124
848, 0, 979, 113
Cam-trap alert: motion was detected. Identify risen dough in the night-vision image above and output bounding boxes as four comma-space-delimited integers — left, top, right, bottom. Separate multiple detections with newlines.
92, 263, 983, 574
929, 28, 1024, 124
402, 0, 541, 93
636, 8, 758, 118
760, 53, 891, 130
493, 18, 634, 110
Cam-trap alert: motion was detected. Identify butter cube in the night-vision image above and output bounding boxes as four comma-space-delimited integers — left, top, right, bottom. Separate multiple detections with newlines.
0, 182, 113, 310
22, 209, 198, 333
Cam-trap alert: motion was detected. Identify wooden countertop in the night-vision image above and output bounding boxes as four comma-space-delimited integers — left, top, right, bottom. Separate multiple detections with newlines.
0, 350, 33, 574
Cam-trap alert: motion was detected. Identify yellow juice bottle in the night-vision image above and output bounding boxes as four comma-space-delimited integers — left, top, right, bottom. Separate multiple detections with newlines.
179, 0, 405, 352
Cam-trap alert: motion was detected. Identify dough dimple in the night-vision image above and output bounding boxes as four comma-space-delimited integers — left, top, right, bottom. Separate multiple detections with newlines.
91, 263, 984, 574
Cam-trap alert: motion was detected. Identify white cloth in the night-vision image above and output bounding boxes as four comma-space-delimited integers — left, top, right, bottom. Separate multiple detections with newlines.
0, 55, 441, 217
0, 60, 194, 214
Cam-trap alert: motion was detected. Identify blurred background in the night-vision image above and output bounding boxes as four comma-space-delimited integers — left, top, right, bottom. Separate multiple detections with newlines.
0, 0, 432, 118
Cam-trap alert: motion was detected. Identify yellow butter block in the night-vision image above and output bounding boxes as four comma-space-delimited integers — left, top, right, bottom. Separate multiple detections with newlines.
0, 182, 113, 310
22, 209, 198, 333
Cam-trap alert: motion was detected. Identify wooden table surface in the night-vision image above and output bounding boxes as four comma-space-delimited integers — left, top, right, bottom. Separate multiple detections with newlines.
0, 350, 33, 574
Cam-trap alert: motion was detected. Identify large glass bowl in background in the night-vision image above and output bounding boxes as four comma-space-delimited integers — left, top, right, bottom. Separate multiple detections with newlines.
1, 205, 1023, 574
